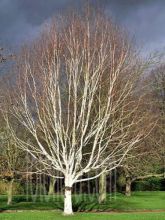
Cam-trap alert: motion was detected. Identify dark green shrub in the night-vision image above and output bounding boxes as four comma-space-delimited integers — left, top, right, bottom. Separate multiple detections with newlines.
133, 177, 163, 191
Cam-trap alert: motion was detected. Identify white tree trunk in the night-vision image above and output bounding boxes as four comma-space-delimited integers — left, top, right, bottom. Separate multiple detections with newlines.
64, 187, 73, 215
63, 175, 73, 215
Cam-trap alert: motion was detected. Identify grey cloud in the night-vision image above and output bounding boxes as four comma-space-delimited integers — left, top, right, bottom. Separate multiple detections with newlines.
102, 0, 165, 54
0, 0, 76, 47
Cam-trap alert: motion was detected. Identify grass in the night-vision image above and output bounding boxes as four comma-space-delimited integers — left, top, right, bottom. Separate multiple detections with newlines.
0, 211, 165, 220
0, 192, 165, 219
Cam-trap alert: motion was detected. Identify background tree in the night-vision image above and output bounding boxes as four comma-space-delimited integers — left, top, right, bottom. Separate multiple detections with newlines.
48, 177, 56, 195
121, 140, 163, 197
0, 102, 27, 205
150, 64, 165, 177
0, 48, 25, 205
118, 66, 165, 197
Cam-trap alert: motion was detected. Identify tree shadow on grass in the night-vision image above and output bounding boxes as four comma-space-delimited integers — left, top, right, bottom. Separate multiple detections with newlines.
0, 195, 64, 212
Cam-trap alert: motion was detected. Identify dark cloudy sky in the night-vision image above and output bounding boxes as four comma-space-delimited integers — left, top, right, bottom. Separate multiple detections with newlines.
0, 0, 165, 55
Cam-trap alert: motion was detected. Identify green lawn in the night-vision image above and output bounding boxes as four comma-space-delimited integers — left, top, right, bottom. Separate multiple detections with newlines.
0, 192, 165, 219
0, 211, 165, 220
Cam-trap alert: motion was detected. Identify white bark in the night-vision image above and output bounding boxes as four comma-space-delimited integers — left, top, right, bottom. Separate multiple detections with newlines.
64, 188, 73, 215
63, 174, 73, 215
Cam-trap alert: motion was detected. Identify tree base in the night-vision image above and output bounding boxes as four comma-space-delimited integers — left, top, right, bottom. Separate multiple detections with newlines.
63, 212, 74, 216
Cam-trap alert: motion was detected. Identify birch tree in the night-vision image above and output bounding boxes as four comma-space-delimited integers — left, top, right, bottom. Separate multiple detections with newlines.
5, 10, 151, 215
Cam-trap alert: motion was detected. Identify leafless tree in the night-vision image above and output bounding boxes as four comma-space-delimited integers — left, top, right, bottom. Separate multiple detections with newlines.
5, 10, 152, 214
118, 70, 165, 197
0, 49, 25, 205
121, 141, 163, 197
0, 114, 26, 205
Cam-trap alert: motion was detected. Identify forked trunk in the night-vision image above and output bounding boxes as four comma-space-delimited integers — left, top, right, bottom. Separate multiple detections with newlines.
7, 178, 14, 205
98, 172, 107, 203
63, 175, 73, 215
125, 176, 131, 197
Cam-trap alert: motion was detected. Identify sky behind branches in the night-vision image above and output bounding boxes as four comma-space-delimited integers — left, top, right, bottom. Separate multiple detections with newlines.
0, 0, 164, 55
